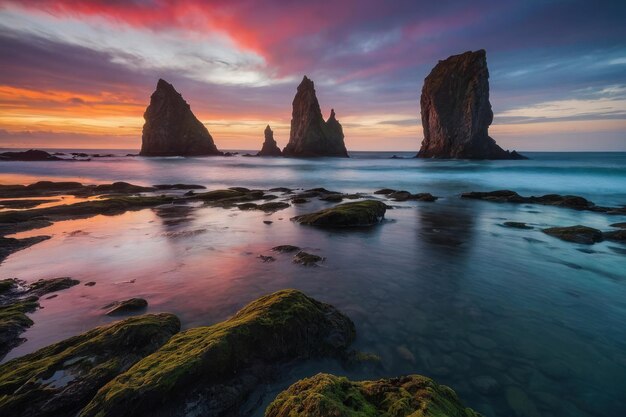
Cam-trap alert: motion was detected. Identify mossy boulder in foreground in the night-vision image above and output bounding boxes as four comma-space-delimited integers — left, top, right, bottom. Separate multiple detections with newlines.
292, 200, 387, 227
265, 373, 481, 417
80, 289, 355, 417
0, 313, 180, 417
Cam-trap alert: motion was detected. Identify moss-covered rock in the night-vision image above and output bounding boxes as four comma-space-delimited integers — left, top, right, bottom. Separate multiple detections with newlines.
0, 313, 180, 417
80, 289, 355, 417
542, 225, 604, 244
265, 373, 481, 417
292, 200, 387, 227
0, 277, 80, 359
0, 296, 39, 360
272, 245, 301, 253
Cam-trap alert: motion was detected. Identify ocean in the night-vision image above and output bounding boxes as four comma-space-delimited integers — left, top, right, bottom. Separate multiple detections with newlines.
1, 150, 625, 416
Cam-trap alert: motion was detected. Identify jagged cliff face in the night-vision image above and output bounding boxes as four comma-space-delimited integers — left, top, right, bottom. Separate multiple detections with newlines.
257, 125, 282, 156
417, 50, 525, 160
140, 79, 221, 156
283, 76, 348, 157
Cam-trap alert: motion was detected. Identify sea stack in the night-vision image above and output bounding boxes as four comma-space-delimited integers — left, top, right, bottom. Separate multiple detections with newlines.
282, 76, 348, 157
257, 125, 282, 156
417, 50, 525, 160
140, 79, 222, 156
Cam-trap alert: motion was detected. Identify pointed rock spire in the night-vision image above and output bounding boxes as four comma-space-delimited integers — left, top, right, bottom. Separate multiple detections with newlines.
282, 76, 348, 157
257, 125, 282, 156
140, 79, 221, 156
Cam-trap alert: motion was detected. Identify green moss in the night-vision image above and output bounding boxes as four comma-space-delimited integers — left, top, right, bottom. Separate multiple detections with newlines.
0, 279, 16, 294
80, 289, 355, 417
0, 313, 180, 417
265, 373, 482, 417
292, 200, 387, 227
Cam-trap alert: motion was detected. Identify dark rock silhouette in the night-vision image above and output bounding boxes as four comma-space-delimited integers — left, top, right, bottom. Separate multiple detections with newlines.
0, 149, 62, 161
257, 125, 282, 156
283, 76, 348, 157
417, 50, 525, 160
140, 79, 221, 156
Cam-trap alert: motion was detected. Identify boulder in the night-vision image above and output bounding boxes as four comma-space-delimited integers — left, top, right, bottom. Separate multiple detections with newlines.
265, 373, 481, 417
282, 76, 348, 157
417, 50, 525, 160
79, 289, 355, 417
257, 125, 282, 156
542, 225, 604, 244
104, 298, 148, 316
292, 200, 387, 227
140, 79, 221, 156
0, 314, 180, 417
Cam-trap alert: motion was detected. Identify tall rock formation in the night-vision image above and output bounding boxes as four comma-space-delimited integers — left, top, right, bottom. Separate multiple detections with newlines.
417, 50, 525, 160
282, 76, 348, 157
140, 79, 222, 156
257, 125, 282, 156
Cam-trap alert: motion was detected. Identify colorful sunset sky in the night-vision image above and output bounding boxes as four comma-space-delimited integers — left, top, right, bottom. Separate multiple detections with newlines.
0, 0, 625, 151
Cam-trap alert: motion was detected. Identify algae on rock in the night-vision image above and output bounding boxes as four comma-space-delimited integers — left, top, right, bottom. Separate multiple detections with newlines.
265, 373, 482, 417
0, 313, 180, 417
80, 289, 355, 417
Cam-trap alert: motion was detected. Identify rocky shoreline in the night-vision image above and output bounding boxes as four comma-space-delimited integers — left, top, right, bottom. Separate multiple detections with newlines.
1, 180, 624, 416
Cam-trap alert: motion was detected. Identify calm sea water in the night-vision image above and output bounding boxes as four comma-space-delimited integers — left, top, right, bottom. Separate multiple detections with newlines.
1, 151, 625, 417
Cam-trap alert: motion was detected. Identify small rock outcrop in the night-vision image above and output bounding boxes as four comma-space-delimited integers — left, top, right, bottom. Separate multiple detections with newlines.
417, 50, 525, 160
0, 149, 63, 161
265, 373, 481, 417
257, 125, 282, 156
282, 76, 348, 157
292, 200, 387, 227
140, 79, 221, 156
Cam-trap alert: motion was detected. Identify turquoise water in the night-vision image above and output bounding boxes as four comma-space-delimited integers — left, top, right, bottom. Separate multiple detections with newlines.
1, 151, 625, 416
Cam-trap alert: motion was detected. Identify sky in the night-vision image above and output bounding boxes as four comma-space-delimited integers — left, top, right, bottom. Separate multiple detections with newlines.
0, 0, 625, 152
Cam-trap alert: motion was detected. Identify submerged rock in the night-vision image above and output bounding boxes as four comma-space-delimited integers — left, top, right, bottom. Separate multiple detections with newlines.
0, 313, 180, 417
0, 149, 64, 161
292, 200, 387, 227
257, 125, 282, 156
542, 225, 604, 244
503, 222, 533, 230
104, 298, 148, 316
80, 289, 355, 417
272, 245, 301, 253
461, 190, 626, 214
282, 76, 348, 157
417, 50, 525, 160
265, 373, 481, 417
293, 251, 325, 266
140, 79, 221, 156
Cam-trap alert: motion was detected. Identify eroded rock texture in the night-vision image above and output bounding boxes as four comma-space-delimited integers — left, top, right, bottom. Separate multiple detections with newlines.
257, 125, 282, 156
140, 79, 221, 156
283, 76, 348, 157
418, 50, 525, 160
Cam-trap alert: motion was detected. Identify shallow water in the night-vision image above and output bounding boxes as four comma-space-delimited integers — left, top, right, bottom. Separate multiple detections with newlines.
1, 151, 625, 416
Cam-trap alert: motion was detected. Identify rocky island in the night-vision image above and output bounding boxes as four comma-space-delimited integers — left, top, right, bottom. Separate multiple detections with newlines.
282, 76, 348, 157
257, 125, 282, 156
417, 50, 525, 160
140, 79, 222, 157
